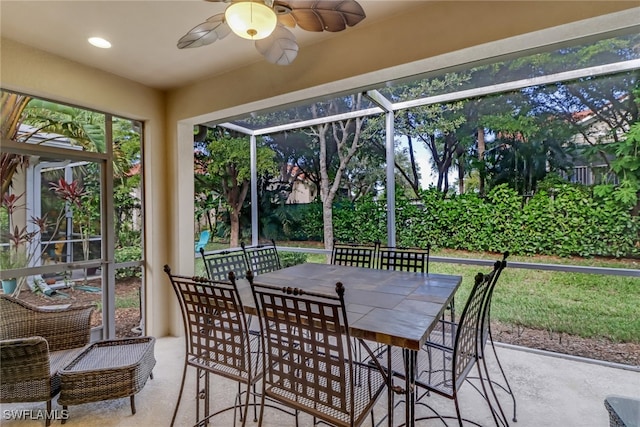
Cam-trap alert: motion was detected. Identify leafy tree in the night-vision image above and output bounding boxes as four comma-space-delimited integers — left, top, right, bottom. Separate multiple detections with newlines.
196, 129, 277, 247
112, 118, 142, 247
596, 121, 640, 215
360, 115, 424, 198
308, 94, 369, 248
388, 74, 471, 195
517, 35, 639, 189
21, 99, 107, 152
259, 95, 385, 248
481, 108, 574, 195
262, 130, 322, 203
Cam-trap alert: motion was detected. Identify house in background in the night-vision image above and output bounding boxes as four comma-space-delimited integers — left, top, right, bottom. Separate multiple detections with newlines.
282, 164, 317, 204
564, 97, 630, 185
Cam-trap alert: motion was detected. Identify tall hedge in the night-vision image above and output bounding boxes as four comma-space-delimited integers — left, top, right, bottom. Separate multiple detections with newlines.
281, 180, 639, 258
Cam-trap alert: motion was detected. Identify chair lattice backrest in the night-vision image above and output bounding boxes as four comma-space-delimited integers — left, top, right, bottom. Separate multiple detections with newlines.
451, 265, 499, 391
250, 278, 356, 425
241, 240, 281, 275
331, 239, 379, 268
200, 247, 249, 282
164, 265, 255, 380
378, 245, 430, 273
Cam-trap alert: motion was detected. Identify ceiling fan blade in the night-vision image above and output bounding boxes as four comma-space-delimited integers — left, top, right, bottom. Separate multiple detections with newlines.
177, 13, 231, 49
255, 26, 299, 65
277, 13, 296, 28
282, 0, 366, 32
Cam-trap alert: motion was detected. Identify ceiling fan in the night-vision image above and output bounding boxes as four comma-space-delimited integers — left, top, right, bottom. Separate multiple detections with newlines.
177, 0, 366, 65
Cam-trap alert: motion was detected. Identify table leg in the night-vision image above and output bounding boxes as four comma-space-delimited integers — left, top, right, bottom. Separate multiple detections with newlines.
386, 345, 394, 427
403, 349, 417, 427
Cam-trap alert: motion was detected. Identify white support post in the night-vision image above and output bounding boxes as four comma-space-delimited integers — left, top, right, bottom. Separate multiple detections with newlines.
250, 135, 258, 246
385, 111, 396, 247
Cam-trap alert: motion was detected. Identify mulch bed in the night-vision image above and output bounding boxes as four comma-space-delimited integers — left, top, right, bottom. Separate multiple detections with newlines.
492, 321, 640, 366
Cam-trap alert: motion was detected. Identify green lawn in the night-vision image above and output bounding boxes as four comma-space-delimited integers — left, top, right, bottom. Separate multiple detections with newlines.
430, 262, 639, 343
198, 242, 639, 343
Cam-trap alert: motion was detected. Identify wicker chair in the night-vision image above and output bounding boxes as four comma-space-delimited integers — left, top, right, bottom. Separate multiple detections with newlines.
241, 239, 282, 276
249, 275, 387, 427
200, 246, 250, 282
0, 295, 94, 426
331, 239, 379, 268
164, 265, 262, 427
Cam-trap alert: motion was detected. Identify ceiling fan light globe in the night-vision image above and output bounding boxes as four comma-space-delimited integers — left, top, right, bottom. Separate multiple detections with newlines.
225, 1, 277, 40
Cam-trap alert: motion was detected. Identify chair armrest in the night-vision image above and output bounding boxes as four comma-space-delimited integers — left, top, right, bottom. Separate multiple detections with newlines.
0, 337, 50, 396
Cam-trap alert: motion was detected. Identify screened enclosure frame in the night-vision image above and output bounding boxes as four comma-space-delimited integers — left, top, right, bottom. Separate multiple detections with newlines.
0, 110, 145, 340
206, 50, 640, 247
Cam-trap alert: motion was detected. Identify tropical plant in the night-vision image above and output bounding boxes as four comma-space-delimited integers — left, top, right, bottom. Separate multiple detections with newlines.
1, 92, 32, 195
49, 177, 100, 283
0, 191, 67, 294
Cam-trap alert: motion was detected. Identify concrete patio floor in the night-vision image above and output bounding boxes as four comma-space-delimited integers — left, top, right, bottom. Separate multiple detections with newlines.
1, 336, 638, 426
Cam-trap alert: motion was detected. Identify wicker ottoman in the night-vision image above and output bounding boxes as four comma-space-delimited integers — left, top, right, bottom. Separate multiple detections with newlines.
58, 336, 156, 423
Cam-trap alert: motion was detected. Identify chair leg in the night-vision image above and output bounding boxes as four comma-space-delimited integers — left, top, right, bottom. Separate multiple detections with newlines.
170, 362, 188, 427
454, 396, 464, 427
240, 382, 251, 427
130, 395, 136, 415
257, 385, 266, 427
475, 360, 503, 427
487, 331, 517, 422
236, 382, 243, 423
47, 400, 52, 427
252, 383, 258, 422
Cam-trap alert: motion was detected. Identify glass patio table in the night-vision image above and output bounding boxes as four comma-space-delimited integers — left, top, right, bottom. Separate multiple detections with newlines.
237, 262, 462, 427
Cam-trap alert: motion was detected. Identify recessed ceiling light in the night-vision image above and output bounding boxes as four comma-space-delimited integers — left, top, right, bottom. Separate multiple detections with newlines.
88, 37, 111, 49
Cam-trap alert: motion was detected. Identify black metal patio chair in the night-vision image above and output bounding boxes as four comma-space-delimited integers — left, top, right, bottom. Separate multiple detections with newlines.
164, 265, 261, 427
381, 262, 506, 426
200, 247, 250, 282
331, 239, 379, 268
241, 239, 281, 276
248, 275, 387, 427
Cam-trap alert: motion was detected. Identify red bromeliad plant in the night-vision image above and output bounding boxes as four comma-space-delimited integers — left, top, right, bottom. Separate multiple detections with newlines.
1, 180, 83, 295
49, 178, 86, 209
49, 178, 95, 282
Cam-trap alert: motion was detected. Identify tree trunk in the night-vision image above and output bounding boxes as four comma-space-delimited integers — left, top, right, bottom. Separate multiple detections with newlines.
322, 198, 334, 251
457, 156, 465, 194
477, 127, 485, 196
318, 122, 333, 250
312, 96, 365, 252
406, 135, 421, 196
229, 207, 240, 247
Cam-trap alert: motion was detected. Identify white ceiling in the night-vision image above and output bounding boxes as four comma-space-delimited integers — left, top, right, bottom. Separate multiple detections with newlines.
0, 0, 416, 91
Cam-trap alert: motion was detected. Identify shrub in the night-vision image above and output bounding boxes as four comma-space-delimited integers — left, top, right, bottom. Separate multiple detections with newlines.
115, 246, 142, 279
279, 252, 308, 268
